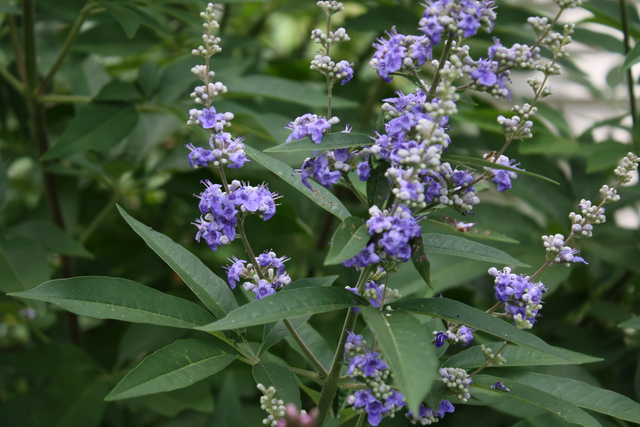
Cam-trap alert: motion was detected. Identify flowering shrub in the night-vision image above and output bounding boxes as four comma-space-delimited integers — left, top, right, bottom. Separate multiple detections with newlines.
3, 0, 640, 426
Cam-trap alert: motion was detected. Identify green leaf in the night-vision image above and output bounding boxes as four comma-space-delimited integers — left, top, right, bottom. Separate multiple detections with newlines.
118, 206, 237, 319
264, 132, 372, 153
421, 233, 529, 267
244, 145, 350, 220
100, 0, 144, 38
423, 219, 519, 244
367, 163, 391, 208
473, 375, 601, 427
225, 75, 357, 109
42, 102, 138, 160
445, 342, 602, 369
620, 38, 640, 71
94, 80, 142, 102
361, 307, 437, 414
324, 217, 369, 265
9, 276, 216, 329
410, 235, 432, 289
253, 361, 301, 408
392, 298, 569, 360
106, 339, 236, 400
198, 287, 369, 332
443, 154, 560, 185
618, 317, 640, 329
6, 220, 93, 258
498, 371, 640, 424
128, 381, 214, 417
285, 275, 338, 291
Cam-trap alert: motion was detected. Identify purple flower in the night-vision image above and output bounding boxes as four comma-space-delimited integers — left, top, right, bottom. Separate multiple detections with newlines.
357, 161, 370, 181
285, 114, 338, 144
456, 326, 474, 346
254, 279, 276, 300
337, 60, 354, 85
419, 15, 444, 46
471, 59, 498, 86
437, 400, 455, 418
225, 257, 246, 289
371, 28, 407, 82
434, 331, 447, 348
198, 106, 225, 129
491, 381, 511, 391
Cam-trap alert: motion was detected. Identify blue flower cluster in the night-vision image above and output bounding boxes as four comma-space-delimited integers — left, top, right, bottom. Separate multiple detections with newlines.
488, 266, 548, 330
484, 154, 521, 192
345, 280, 401, 313
370, 28, 432, 82
406, 400, 455, 425
194, 180, 279, 251
225, 251, 291, 300
433, 325, 474, 348
420, 0, 497, 46
343, 205, 421, 270
285, 114, 340, 144
298, 146, 370, 190
186, 130, 249, 169
344, 331, 406, 426
541, 233, 588, 266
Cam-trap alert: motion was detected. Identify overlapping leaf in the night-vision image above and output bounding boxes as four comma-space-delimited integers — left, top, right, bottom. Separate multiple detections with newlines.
422, 233, 529, 267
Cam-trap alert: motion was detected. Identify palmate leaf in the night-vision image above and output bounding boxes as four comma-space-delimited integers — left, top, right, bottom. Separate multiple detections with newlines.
118, 206, 237, 319
392, 298, 569, 361
422, 233, 529, 267
264, 132, 372, 153
445, 342, 602, 369
244, 145, 350, 220
498, 371, 640, 424
324, 216, 369, 265
105, 339, 236, 400
361, 307, 438, 414
198, 287, 369, 331
9, 277, 215, 329
473, 375, 601, 427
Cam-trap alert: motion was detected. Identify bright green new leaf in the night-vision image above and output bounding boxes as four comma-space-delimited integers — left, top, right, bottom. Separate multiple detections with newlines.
393, 298, 569, 360
244, 145, 350, 220
198, 287, 369, 331
324, 217, 369, 265
498, 371, 640, 424
118, 205, 237, 319
9, 276, 216, 329
361, 307, 437, 414
422, 233, 529, 267
42, 102, 138, 160
473, 375, 601, 427
264, 132, 372, 153
253, 361, 301, 408
106, 339, 236, 400
445, 342, 602, 369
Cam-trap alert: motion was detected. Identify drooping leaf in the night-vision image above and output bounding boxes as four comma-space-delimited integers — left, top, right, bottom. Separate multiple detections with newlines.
445, 342, 602, 369
244, 145, 350, 220
264, 132, 372, 153
473, 375, 601, 427
366, 163, 391, 208
361, 307, 438, 414
118, 206, 237, 319
392, 298, 569, 360
421, 233, 529, 267
497, 371, 640, 424
198, 287, 369, 332
444, 154, 559, 185
410, 235, 432, 289
106, 339, 236, 400
42, 102, 138, 160
324, 216, 370, 265
9, 276, 216, 329
252, 361, 301, 408
620, 37, 640, 71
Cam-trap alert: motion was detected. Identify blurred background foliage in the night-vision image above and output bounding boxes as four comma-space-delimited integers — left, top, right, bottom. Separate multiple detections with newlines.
0, 0, 639, 426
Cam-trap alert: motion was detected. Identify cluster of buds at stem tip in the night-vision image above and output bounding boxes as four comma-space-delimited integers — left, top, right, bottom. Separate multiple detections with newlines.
257, 383, 286, 427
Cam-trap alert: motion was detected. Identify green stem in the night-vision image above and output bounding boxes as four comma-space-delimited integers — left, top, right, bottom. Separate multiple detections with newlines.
469, 341, 508, 378
284, 319, 329, 379
39, 94, 92, 104
426, 33, 455, 102
620, 0, 638, 135
9, 14, 27, 85
0, 65, 23, 93
316, 266, 373, 425
37, 1, 96, 96
79, 192, 119, 245
286, 366, 322, 383
343, 173, 368, 207
355, 412, 366, 427
23, 0, 80, 345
